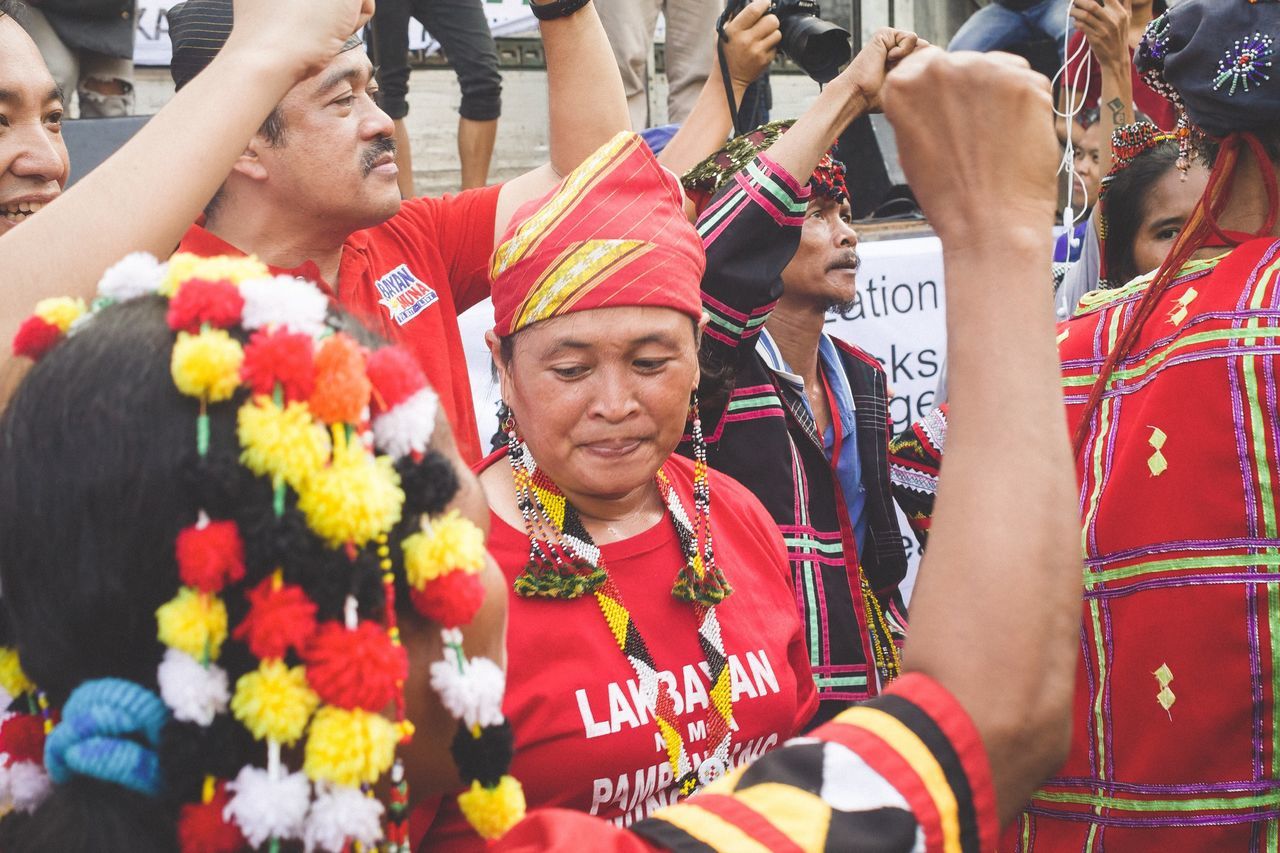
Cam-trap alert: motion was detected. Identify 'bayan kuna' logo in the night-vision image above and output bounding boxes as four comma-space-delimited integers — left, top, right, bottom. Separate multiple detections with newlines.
376, 264, 438, 326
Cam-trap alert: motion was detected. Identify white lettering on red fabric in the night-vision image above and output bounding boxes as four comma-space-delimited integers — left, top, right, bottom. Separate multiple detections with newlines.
575, 650, 782, 740
587, 733, 782, 822
374, 264, 438, 326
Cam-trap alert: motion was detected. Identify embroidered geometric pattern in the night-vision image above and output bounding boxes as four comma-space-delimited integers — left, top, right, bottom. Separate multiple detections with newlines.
1015, 239, 1280, 849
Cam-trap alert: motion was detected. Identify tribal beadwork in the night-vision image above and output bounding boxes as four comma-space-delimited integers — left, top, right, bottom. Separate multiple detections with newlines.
506, 422, 736, 796
1213, 32, 1274, 95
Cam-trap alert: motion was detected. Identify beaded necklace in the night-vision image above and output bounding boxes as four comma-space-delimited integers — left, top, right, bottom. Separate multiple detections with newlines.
506, 421, 736, 795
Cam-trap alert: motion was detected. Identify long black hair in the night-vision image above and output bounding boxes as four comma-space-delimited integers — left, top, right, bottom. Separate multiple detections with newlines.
1101, 139, 1182, 287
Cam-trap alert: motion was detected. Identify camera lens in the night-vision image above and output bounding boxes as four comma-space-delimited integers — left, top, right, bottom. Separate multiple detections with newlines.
779, 16, 851, 84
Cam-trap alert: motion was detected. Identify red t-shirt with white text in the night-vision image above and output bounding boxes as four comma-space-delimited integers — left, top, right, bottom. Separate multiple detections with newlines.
175, 186, 500, 463
421, 453, 818, 850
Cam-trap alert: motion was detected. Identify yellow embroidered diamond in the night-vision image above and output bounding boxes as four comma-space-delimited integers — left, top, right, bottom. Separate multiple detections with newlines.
1168, 287, 1199, 326
1154, 663, 1175, 717
1147, 427, 1169, 477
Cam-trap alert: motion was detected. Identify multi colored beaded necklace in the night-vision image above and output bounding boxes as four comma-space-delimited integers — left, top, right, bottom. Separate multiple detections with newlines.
506, 411, 737, 795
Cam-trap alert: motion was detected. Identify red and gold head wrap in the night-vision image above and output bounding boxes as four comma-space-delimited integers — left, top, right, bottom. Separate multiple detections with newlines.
490, 132, 706, 337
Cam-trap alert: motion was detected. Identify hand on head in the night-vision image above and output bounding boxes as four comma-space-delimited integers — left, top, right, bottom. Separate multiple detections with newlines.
882, 47, 1059, 249
226, 0, 376, 83
842, 26, 929, 113
720, 0, 782, 88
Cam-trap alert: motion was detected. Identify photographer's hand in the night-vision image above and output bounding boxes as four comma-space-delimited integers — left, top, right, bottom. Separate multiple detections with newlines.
842, 27, 927, 113
720, 0, 782, 90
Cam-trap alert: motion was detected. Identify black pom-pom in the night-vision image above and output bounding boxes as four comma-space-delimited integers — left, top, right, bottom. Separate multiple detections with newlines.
287, 545, 385, 623
398, 451, 459, 519
181, 451, 245, 519
159, 716, 251, 805
239, 507, 318, 584
450, 721, 514, 788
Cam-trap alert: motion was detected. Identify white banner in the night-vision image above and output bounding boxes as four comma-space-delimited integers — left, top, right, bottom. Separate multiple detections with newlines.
134, 0, 539, 66
457, 233, 946, 598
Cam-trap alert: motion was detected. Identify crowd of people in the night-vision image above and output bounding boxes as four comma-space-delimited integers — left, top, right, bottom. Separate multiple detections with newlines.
0, 0, 1276, 850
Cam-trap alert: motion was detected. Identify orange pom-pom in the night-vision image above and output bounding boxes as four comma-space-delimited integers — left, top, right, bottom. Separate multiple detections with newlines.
232, 575, 317, 660
303, 620, 407, 711
410, 570, 486, 628
175, 520, 245, 594
240, 327, 315, 402
166, 278, 245, 333
308, 333, 371, 424
177, 783, 245, 853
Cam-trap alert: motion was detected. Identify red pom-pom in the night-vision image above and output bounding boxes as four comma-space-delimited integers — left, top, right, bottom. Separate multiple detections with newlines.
0, 713, 45, 766
233, 576, 317, 660
410, 570, 485, 628
177, 784, 245, 853
366, 346, 427, 414
308, 333, 371, 424
303, 620, 407, 711
176, 520, 245, 594
240, 328, 315, 402
166, 278, 245, 333
11, 316, 62, 360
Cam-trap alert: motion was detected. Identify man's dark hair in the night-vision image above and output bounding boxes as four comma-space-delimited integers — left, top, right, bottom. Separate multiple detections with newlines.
204, 105, 287, 221
0, 0, 21, 18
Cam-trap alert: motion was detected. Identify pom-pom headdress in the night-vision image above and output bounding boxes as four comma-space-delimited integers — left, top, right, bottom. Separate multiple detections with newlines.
9, 254, 524, 846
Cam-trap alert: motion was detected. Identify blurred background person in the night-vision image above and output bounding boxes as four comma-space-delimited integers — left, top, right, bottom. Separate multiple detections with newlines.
948, 0, 1070, 63
367, 0, 502, 193
14, 0, 135, 117
596, 0, 722, 129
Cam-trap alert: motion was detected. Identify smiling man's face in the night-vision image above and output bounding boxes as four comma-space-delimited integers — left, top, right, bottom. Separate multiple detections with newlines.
0, 14, 69, 235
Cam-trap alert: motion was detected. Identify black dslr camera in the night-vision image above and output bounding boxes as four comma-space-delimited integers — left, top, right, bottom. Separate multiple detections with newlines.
718, 0, 851, 84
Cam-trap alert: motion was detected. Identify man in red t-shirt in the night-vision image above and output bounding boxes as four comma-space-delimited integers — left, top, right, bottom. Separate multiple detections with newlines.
161, 0, 633, 463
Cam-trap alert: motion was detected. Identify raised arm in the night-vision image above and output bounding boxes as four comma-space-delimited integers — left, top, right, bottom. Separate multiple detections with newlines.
494, 0, 630, 239
696, 28, 924, 428
0, 0, 373, 356
1070, 0, 1135, 173
656, 0, 780, 178
881, 49, 1081, 825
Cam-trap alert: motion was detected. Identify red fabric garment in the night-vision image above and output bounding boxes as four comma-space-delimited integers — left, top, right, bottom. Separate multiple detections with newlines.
1011, 238, 1280, 849
175, 185, 501, 463
1064, 31, 1177, 131
490, 132, 705, 337
421, 452, 817, 850
493, 673, 997, 853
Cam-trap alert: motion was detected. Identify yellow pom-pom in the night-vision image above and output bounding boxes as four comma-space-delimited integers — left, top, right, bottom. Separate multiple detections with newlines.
237, 397, 331, 491
303, 707, 398, 787
33, 297, 87, 333
0, 647, 35, 698
156, 587, 228, 661
402, 510, 487, 589
231, 660, 318, 745
457, 776, 526, 840
162, 253, 269, 297
297, 442, 404, 547
171, 329, 244, 402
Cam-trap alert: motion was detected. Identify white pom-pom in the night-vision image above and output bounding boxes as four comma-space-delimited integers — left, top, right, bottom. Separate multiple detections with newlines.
9, 762, 52, 813
304, 783, 385, 852
430, 652, 506, 730
372, 388, 438, 459
240, 276, 329, 337
224, 765, 311, 846
158, 648, 229, 726
97, 253, 167, 301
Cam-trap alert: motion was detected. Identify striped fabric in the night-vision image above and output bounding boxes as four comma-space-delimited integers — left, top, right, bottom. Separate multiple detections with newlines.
892, 239, 1280, 849
628, 673, 997, 853
682, 155, 911, 725
888, 406, 948, 547
490, 132, 705, 336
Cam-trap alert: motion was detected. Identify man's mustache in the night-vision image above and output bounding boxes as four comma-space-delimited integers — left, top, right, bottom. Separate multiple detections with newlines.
362, 136, 398, 177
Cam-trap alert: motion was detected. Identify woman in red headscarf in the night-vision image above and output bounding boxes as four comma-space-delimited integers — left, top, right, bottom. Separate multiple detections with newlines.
418, 130, 819, 848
